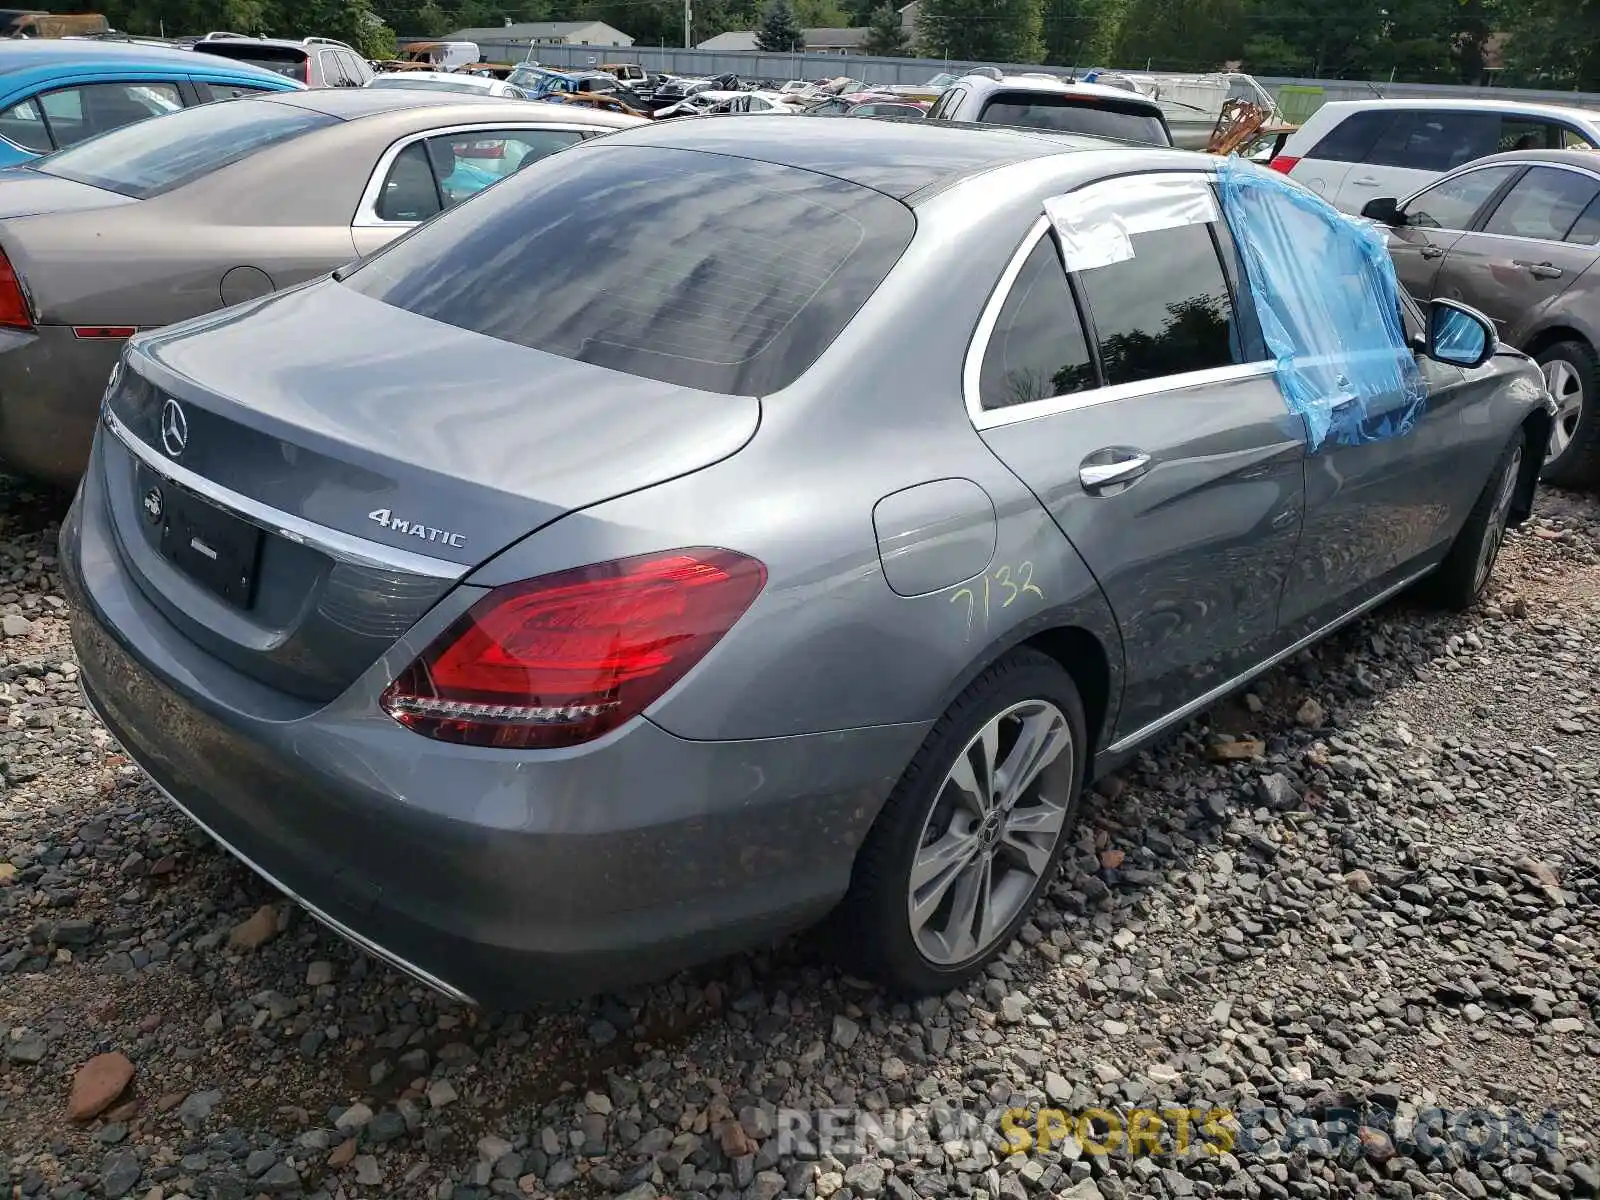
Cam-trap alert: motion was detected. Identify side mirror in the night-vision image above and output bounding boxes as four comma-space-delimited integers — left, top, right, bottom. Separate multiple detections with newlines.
1426, 299, 1496, 370
1361, 196, 1402, 224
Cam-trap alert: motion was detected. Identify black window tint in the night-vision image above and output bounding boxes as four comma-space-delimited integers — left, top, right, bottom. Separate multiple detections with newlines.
340, 51, 370, 84
377, 141, 442, 221
979, 237, 1093, 410
977, 93, 1168, 144
1074, 223, 1236, 386
1306, 110, 1395, 162
1402, 165, 1517, 230
320, 51, 348, 86
35, 98, 332, 198
1483, 166, 1600, 241
345, 145, 915, 396
1368, 110, 1498, 172
0, 96, 50, 152
39, 81, 182, 147
928, 85, 964, 120
1209, 208, 1269, 364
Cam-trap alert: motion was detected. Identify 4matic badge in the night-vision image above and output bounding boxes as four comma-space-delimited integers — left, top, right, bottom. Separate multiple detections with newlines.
366, 508, 466, 549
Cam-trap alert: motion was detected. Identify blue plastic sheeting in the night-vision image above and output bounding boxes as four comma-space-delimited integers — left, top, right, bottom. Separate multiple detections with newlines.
1214, 157, 1426, 451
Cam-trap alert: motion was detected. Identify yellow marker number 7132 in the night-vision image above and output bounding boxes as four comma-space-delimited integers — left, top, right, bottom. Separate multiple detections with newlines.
949, 561, 1044, 641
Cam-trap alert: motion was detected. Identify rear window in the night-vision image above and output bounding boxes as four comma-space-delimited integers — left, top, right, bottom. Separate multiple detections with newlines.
978, 92, 1169, 145
191, 42, 309, 79
343, 144, 915, 395
33, 98, 333, 199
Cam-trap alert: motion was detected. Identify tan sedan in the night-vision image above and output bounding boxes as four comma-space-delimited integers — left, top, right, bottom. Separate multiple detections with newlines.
0, 87, 641, 483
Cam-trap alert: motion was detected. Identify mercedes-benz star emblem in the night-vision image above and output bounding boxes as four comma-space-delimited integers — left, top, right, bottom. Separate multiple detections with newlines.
142, 486, 163, 524
160, 397, 187, 458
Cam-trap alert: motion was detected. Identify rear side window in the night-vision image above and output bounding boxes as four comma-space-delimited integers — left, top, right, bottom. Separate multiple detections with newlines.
1073, 224, 1237, 386
1568, 197, 1600, 245
1482, 166, 1600, 241
191, 42, 309, 81
345, 145, 915, 396
927, 85, 965, 120
35, 81, 182, 148
1402, 165, 1517, 230
979, 238, 1093, 409
0, 96, 50, 152
35, 98, 334, 198
1306, 110, 1395, 163
978, 92, 1168, 144
376, 128, 588, 219
1368, 110, 1498, 172
203, 82, 273, 100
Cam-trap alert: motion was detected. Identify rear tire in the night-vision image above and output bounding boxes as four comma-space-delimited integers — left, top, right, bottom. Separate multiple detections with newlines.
833, 648, 1086, 995
1424, 431, 1524, 611
1536, 340, 1600, 487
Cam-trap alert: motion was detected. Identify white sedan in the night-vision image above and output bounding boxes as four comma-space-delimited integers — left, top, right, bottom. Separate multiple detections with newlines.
366, 70, 528, 100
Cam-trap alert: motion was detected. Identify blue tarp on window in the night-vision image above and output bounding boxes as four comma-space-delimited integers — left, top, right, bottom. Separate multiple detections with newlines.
1214, 157, 1426, 450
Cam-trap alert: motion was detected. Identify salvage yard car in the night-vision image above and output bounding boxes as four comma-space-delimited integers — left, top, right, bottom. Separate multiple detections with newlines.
1365, 147, 1600, 487
0, 88, 640, 483
0, 38, 301, 166
927, 70, 1173, 145
64, 117, 1552, 1007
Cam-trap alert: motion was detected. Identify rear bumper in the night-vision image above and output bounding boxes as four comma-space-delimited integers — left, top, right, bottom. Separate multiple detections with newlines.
62, 464, 926, 1006
0, 326, 124, 486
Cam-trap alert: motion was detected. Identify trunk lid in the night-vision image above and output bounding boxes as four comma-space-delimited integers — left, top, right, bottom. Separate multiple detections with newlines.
0, 168, 137, 219
98, 279, 760, 702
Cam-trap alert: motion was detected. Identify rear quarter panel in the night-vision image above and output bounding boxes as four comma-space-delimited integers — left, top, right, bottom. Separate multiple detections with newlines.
464, 174, 1126, 746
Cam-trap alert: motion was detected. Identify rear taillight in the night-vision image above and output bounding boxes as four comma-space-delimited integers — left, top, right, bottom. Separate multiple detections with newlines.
381, 548, 767, 749
457, 140, 505, 159
0, 248, 31, 330
1266, 155, 1301, 174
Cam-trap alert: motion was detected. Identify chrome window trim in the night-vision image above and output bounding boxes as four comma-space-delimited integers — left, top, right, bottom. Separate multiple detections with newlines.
351, 120, 599, 229
102, 407, 468, 581
963, 185, 1277, 432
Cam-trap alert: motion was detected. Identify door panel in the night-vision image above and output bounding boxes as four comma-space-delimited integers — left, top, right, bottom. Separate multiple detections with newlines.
1280, 323, 1497, 635
1434, 166, 1600, 340
969, 215, 1305, 741
1386, 164, 1521, 303
1337, 164, 1433, 214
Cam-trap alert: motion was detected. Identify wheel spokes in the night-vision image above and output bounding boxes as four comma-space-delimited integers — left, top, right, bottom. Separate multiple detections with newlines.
996, 705, 1070, 810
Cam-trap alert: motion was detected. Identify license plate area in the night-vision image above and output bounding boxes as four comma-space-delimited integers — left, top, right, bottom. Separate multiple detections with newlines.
156, 485, 263, 609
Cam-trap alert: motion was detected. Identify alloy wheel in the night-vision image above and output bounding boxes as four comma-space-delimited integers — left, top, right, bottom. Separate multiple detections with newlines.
1544, 359, 1584, 461
907, 699, 1075, 966
1474, 442, 1523, 595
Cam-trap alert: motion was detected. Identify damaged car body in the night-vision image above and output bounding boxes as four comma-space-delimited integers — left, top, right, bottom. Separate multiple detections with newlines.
62, 119, 1553, 1006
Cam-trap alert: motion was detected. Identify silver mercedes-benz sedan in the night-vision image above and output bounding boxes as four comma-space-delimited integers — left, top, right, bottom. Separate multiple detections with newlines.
63, 117, 1552, 1006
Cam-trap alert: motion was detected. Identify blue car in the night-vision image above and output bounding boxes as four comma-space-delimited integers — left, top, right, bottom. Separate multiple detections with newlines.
0, 40, 303, 167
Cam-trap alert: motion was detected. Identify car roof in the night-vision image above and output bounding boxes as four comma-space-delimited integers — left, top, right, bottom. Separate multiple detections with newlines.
263, 87, 522, 118
1443, 147, 1600, 172
0, 37, 274, 72
192, 36, 321, 51
592, 113, 1122, 201
1318, 97, 1600, 124
958, 72, 1165, 111
370, 70, 497, 87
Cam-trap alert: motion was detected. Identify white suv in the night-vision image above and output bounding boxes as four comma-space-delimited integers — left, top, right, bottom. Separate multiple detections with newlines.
1269, 99, 1600, 213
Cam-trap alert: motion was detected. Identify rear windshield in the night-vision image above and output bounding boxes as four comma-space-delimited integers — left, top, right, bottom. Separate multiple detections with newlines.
343, 144, 915, 395
191, 42, 309, 79
979, 91, 1170, 145
34, 98, 333, 198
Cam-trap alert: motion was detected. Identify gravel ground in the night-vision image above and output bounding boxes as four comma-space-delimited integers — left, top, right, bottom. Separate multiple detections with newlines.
2, 475, 1599, 1200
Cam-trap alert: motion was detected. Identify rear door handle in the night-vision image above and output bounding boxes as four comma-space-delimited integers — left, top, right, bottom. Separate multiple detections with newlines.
1080, 450, 1152, 492
1514, 260, 1564, 279
1351, 176, 1381, 186
1419, 245, 1444, 260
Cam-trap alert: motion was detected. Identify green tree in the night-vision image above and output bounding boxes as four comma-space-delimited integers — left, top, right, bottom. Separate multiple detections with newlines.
861, 1, 909, 53
1040, 0, 1093, 65
756, 0, 803, 49
1501, 0, 1600, 89
915, 0, 1043, 63
1114, 0, 1245, 71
